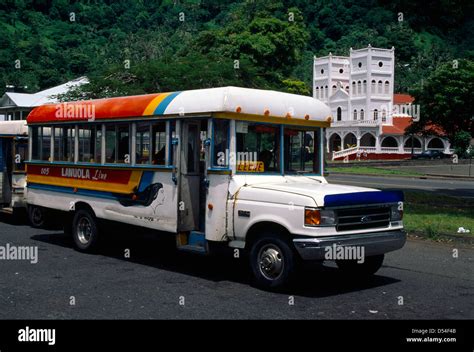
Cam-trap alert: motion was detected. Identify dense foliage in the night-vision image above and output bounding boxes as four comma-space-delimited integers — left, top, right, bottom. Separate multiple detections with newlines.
1, 1, 473, 117
408, 59, 474, 140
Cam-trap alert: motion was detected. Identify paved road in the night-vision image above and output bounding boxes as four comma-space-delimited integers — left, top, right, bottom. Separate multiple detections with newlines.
0, 217, 472, 319
327, 174, 474, 198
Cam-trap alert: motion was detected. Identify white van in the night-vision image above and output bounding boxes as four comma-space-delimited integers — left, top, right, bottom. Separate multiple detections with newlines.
26, 87, 405, 289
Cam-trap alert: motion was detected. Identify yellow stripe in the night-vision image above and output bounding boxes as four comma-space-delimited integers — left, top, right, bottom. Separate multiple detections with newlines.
143, 93, 170, 116
28, 171, 142, 194
212, 112, 331, 127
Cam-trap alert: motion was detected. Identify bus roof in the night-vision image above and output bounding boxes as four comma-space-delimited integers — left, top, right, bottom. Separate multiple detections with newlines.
27, 87, 332, 127
0, 120, 28, 136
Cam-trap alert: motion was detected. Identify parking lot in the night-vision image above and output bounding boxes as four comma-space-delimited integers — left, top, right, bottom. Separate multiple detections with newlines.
0, 215, 472, 319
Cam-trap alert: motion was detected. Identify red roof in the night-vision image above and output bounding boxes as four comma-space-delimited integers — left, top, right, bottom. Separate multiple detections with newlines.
393, 93, 415, 104
382, 116, 412, 135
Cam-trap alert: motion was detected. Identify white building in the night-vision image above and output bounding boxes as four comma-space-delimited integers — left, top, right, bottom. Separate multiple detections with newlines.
314, 46, 451, 160
0, 77, 88, 121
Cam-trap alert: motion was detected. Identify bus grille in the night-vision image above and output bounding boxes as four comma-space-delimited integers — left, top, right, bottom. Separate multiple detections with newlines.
335, 206, 390, 232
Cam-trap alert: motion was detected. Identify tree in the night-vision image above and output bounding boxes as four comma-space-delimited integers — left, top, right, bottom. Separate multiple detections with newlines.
453, 130, 472, 158
408, 59, 474, 141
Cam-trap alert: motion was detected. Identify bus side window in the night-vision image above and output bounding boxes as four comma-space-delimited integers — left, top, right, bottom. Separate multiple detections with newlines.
212, 119, 229, 168
151, 122, 166, 165
117, 124, 130, 163
31, 126, 41, 160
136, 122, 151, 165
41, 127, 51, 162
78, 125, 95, 163
105, 125, 116, 163
54, 126, 74, 162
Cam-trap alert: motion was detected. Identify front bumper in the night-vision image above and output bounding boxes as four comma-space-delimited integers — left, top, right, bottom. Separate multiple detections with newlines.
293, 230, 406, 261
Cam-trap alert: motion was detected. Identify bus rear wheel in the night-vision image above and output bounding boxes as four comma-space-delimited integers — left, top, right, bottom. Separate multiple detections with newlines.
28, 205, 47, 228
72, 209, 100, 252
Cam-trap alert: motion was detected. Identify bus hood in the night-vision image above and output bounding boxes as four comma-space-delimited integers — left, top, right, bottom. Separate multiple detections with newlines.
247, 181, 378, 207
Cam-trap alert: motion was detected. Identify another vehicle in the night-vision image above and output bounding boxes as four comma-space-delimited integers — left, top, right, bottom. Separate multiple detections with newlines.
25, 87, 406, 289
411, 150, 449, 160
0, 121, 28, 216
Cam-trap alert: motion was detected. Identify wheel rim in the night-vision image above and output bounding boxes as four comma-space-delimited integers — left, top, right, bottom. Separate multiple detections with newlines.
258, 244, 284, 281
77, 217, 92, 245
31, 208, 43, 225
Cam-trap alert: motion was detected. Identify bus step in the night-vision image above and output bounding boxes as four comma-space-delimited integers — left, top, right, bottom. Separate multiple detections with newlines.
176, 231, 207, 254
178, 244, 207, 254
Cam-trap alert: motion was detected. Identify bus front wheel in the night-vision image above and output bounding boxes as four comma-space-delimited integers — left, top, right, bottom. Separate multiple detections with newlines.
249, 233, 297, 290
72, 209, 100, 252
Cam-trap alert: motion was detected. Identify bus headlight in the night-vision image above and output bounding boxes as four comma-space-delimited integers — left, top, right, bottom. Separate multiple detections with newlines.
304, 208, 336, 226
390, 205, 403, 221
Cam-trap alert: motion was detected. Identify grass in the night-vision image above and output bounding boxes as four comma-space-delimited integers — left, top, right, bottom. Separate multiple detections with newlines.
327, 166, 422, 177
403, 191, 474, 238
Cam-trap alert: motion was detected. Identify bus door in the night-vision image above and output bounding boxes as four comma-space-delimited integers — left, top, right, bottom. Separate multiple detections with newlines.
178, 120, 207, 232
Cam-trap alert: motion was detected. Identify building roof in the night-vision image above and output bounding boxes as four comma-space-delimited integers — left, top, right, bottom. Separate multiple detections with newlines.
0, 77, 88, 109
27, 87, 332, 126
382, 116, 412, 135
393, 93, 414, 105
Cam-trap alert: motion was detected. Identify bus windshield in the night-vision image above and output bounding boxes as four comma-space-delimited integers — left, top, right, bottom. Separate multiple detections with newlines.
236, 122, 321, 175
284, 127, 321, 174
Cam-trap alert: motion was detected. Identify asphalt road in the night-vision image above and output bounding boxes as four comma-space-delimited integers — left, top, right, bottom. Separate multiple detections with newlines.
327, 174, 474, 198
0, 216, 472, 319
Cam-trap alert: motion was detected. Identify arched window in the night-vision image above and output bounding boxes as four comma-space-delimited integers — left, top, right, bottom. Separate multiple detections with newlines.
404, 137, 422, 148
325, 85, 328, 98
353, 109, 357, 120
360, 133, 376, 147
316, 87, 319, 99
427, 138, 445, 149
373, 109, 378, 120
332, 85, 337, 95
371, 80, 376, 94
363, 80, 367, 94
344, 133, 357, 149
337, 107, 342, 121
360, 109, 365, 120
378, 80, 383, 94
381, 136, 398, 148
345, 85, 349, 92
357, 81, 362, 95
352, 81, 356, 95
384, 81, 390, 94
382, 109, 387, 122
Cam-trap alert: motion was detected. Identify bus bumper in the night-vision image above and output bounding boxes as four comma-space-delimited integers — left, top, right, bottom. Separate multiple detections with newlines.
292, 230, 406, 261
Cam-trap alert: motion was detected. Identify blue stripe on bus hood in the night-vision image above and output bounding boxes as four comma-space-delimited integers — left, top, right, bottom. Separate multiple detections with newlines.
324, 191, 404, 207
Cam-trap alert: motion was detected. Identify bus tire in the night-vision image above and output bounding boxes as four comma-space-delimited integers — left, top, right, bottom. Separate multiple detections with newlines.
336, 254, 384, 277
249, 233, 296, 290
28, 205, 47, 228
72, 209, 100, 252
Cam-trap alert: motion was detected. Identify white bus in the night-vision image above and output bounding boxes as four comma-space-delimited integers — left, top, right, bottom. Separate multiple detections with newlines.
26, 87, 406, 289
0, 121, 28, 215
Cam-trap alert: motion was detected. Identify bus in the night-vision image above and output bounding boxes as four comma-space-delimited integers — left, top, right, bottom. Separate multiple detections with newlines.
0, 121, 28, 215
26, 87, 406, 289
